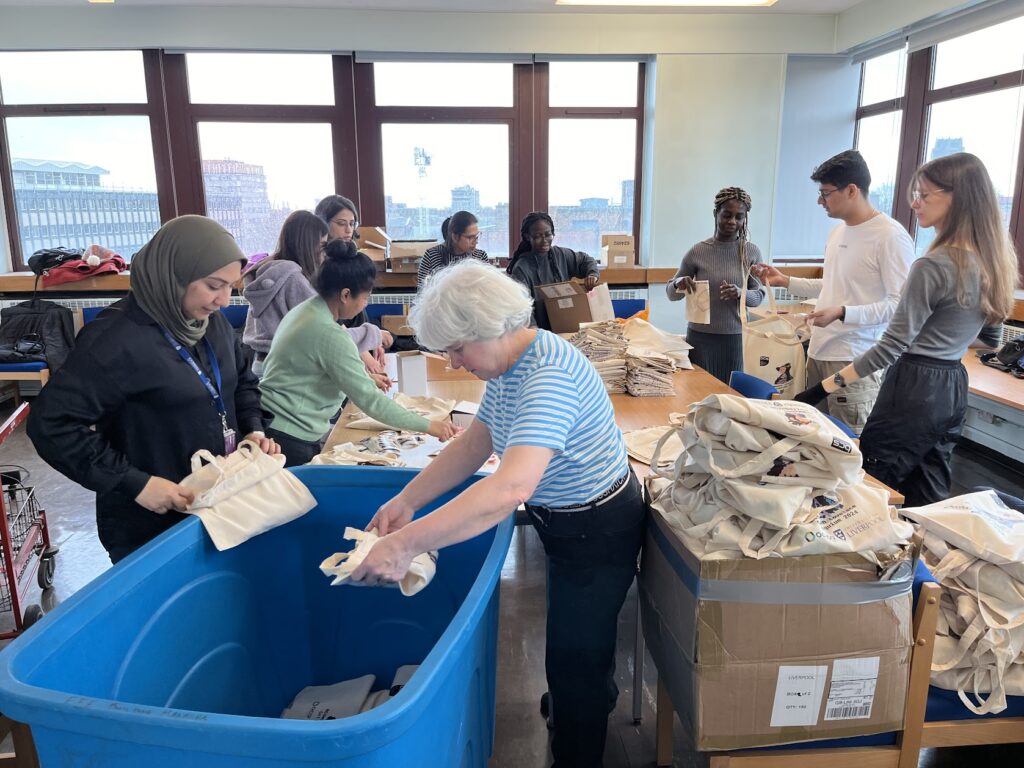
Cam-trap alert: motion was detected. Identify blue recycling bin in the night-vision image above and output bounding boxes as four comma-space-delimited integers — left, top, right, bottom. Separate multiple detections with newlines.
0, 466, 514, 767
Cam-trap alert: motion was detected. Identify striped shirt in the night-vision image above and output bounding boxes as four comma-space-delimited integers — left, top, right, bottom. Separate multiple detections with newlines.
476, 329, 628, 507
417, 245, 490, 292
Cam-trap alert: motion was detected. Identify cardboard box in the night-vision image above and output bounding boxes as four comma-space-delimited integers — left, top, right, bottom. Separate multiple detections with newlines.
450, 400, 479, 430
639, 501, 913, 751
390, 350, 428, 397
600, 234, 635, 266
381, 314, 415, 337
389, 240, 437, 273
355, 226, 389, 268
534, 281, 615, 334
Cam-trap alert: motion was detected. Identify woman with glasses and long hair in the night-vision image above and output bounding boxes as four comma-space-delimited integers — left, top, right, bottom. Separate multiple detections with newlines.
794, 152, 1018, 506
417, 210, 490, 292
666, 186, 765, 383
243, 210, 389, 379
506, 211, 600, 331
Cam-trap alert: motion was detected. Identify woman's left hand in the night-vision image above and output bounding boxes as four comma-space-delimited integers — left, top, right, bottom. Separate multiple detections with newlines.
245, 432, 280, 455
584, 275, 599, 291
719, 280, 741, 301
349, 532, 414, 586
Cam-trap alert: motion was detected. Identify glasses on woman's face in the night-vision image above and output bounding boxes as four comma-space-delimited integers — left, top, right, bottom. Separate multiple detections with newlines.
460, 232, 481, 243
331, 217, 357, 230
911, 188, 946, 204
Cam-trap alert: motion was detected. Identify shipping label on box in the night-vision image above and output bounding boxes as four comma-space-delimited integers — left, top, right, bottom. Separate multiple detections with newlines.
535, 281, 615, 334
639, 501, 913, 751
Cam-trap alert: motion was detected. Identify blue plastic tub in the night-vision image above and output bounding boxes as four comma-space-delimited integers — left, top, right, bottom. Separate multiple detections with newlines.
0, 466, 514, 767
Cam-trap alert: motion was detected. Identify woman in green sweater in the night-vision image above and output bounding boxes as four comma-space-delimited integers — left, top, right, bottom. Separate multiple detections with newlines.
260, 239, 456, 466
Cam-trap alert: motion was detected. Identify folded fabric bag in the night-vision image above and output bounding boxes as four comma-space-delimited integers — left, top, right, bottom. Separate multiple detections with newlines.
180, 439, 317, 550
319, 527, 438, 597
281, 675, 376, 720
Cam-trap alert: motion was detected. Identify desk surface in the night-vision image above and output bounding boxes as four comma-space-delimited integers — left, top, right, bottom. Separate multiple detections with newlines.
324, 364, 904, 504
962, 350, 1024, 410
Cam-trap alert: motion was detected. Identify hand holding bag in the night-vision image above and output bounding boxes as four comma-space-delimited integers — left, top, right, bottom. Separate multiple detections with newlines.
180, 439, 317, 551
742, 276, 811, 397
319, 527, 437, 597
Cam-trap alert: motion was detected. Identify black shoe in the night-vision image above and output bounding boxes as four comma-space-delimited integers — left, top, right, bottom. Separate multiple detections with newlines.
539, 692, 554, 730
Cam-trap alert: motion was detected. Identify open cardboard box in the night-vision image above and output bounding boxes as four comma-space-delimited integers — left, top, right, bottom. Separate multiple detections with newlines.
534, 280, 615, 334
390, 240, 437, 273
355, 226, 389, 269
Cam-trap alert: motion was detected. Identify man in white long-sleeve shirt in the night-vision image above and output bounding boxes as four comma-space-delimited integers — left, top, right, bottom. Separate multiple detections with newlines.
756, 150, 916, 433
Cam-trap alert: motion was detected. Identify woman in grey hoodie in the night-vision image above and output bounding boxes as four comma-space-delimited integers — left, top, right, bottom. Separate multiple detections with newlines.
243, 211, 390, 382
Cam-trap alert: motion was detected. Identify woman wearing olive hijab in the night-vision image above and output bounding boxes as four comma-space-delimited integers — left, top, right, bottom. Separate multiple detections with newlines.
28, 216, 279, 564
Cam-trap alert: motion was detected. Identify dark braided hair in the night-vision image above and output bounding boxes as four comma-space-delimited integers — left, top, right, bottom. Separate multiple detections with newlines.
507, 211, 555, 275
713, 187, 752, 277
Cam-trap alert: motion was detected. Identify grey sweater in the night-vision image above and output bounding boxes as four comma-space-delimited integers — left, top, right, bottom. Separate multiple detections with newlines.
666, 238, 765, 334
854, 246, 1003, 377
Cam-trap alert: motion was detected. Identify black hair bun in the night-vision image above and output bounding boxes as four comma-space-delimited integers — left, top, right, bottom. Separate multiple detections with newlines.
325, 238, 358, 261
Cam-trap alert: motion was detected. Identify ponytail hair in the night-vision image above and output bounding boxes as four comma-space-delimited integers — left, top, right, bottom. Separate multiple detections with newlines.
507, 211, 555, 275
444, 210, 479, 253
314, 239, 376, 299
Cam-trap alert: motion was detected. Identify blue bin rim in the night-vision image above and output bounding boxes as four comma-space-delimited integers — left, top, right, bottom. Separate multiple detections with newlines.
0, 466, 515, 761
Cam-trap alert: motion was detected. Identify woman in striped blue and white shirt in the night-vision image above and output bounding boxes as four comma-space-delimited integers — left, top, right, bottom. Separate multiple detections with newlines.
352, 259, 643, 767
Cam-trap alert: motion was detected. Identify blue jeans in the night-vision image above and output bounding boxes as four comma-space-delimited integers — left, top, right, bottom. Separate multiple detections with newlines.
528, 472, 645, 767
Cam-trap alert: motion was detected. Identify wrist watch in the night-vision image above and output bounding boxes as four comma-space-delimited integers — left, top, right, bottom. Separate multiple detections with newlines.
839, 306, 846, 322
833, 372, 846, 389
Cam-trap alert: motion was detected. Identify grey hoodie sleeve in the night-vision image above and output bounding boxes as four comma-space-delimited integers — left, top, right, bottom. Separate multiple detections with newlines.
345, 323, 383, 354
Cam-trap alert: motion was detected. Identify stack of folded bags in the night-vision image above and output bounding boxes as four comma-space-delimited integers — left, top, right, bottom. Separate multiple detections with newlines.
625, 347, 676, 397
568, 321, 628, 393
282, 665, 419, 720
647, 394, 913, 564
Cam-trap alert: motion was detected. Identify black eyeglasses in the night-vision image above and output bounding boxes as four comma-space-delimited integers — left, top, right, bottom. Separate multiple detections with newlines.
817, 188, 840, 202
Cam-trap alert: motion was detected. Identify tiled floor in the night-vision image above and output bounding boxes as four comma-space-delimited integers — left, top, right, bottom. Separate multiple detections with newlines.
0, 415, 1022, 767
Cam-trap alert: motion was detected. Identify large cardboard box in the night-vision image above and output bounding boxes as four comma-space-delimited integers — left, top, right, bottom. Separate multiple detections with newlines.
534, 281, 615, 334
355, 226, 389, 268
640, 501, 914, 751
600, 234, 635, 267
389, 240, 437, 273
381, 314, 414, 337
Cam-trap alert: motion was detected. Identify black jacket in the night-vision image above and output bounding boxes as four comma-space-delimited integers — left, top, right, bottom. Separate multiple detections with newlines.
0, 299, 75, 370
508, 246, 600, 330
27, 295, 265, 555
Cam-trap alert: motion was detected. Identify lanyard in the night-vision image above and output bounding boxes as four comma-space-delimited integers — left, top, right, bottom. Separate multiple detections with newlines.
159, 327, 226, 417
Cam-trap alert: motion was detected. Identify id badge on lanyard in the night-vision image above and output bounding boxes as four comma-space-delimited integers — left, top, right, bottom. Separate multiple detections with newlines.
160, 328, 237, 454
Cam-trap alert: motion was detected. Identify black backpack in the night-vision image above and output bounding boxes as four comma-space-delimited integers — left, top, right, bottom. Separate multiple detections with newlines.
0, 300, 76, 371
27, 247, 84, 277
980, 335, 1024, 378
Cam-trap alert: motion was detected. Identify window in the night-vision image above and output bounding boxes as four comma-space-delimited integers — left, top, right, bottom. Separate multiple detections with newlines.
380, 123, 510, 257
373, 63, 514, 107
0, 51, 147, 104
860, 48, 907, 106
185, 53, 334, 105
856, 111, 904, 216
549, 61, 638, 107
5, 116, 160, 260
548, 119, 636, 258
932, 16, 1024, 89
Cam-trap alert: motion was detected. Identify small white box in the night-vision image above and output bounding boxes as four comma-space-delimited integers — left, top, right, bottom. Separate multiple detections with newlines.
395, 351, 428, 397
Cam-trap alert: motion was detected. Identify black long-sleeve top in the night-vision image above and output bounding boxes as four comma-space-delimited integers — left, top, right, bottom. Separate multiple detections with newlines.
509, 245, 600, 330
27, 294, 264, 555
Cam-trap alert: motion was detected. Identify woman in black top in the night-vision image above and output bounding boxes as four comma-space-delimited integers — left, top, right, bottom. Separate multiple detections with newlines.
27, 216, 279, 564
507, 212, 600, 330
416, 210, 490, 292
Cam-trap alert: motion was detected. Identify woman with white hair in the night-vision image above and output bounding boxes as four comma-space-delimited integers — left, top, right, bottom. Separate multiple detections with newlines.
352, 259, 643, 767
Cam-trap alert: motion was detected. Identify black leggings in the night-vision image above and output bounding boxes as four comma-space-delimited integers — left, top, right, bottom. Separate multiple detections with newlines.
266, 428, 323, 468
858, 354, 967, 507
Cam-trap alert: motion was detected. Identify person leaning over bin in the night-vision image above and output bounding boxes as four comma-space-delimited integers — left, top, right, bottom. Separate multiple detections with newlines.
792, 152, 1018, 507
506, 211, 600, 331
258, 239, 457, 467
350, 259, 644, 768
27, 215, 280, 564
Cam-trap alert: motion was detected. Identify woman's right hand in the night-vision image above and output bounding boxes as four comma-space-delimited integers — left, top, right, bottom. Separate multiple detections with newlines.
752, 264, 790, 287
672, 276, 697, 294
362, 350, 386, 376
427, 420, 457, 442
367, 495, 417, 536
135, 476, 195, 514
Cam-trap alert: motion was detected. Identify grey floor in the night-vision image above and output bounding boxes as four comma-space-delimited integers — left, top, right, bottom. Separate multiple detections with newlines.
0, 410, 1023, 767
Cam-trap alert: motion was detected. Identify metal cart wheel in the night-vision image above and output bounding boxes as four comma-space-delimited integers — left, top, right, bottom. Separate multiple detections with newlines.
37, 552, 56, 590
22, 604, 43, 629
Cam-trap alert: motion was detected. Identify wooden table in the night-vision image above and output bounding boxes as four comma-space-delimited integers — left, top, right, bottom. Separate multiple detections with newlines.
324, 364, 904, 503
961, 350, 1024, 410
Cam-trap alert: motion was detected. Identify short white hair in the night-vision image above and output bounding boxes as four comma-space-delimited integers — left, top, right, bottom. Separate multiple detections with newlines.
410, 260, 534, 350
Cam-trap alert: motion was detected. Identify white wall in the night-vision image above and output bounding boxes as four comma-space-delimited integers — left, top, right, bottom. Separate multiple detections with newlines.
645, 53, 787, 334
770, 55, 860, 262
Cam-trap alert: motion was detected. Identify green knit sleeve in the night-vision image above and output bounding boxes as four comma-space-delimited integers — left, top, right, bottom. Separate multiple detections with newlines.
320, 328, 431, 433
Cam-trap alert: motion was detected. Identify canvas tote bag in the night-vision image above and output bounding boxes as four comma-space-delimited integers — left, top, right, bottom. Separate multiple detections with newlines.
345, 394, 456, 432
319, 527, 437, 597
742, 276, 810, 398
180, 439, 317, 550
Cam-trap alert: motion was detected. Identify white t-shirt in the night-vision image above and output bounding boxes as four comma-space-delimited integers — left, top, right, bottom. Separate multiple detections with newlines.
788, 213, 916, 362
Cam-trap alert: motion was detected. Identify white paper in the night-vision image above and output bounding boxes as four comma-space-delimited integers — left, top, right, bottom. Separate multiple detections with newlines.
824, 656, 879, 721
557, 297, 575, 309
770, 665, 828, 727
685, 281, 711, 325
540, 283, 577, 299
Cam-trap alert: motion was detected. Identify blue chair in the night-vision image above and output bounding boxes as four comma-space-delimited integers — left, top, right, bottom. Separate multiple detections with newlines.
825, 413, 858, 439
219, 304, 249, 330
728, 370, 777, 400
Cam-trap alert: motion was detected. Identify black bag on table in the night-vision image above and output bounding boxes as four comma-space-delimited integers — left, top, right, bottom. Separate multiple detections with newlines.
0, 300, 75, 371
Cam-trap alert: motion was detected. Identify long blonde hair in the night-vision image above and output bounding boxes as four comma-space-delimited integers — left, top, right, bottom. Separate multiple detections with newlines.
913, 152, 1018, 323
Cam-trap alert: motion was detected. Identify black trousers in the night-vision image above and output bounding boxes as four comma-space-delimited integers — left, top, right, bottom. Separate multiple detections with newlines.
685, 329, 742, 385
859, 353, 967, 508
266, 427, 323, 468
527, 472, 645, 768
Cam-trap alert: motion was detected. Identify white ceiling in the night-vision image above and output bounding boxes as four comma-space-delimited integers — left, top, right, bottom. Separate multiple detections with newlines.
0, 0, 868, 13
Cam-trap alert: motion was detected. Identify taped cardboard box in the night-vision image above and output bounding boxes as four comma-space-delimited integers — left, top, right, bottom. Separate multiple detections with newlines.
390, 240, 437, 273
535, 281, 615, 334
639, 501, 913, 751
600, 234, 635, 267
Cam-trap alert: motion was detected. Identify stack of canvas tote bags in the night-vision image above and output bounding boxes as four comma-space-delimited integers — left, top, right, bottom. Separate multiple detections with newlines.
901, 491, 1024, 714
647, 394, 913, 563
568, 321, 628, 393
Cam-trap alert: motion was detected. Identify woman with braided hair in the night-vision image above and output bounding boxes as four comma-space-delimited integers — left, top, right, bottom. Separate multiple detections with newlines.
507, 211, 600, 330
666, 186, 765, 383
